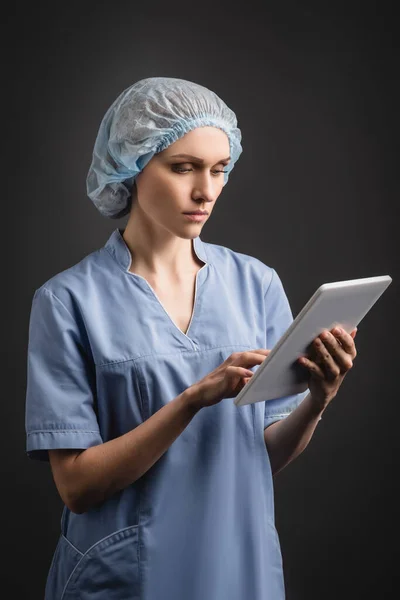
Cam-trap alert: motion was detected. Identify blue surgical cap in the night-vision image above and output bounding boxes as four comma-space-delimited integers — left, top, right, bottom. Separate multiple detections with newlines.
86, 77, 243, 219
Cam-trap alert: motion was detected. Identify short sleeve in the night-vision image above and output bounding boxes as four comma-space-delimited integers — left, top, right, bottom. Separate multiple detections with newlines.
25, 287, 103, 462
263, 268, 309, 429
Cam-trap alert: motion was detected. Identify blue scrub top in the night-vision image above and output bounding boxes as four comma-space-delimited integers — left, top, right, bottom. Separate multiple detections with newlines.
25, 228, 308, 600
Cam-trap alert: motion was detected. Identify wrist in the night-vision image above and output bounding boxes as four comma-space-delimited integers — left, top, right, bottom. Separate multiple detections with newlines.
181, 384, 204, 413
305, 391, 330, 418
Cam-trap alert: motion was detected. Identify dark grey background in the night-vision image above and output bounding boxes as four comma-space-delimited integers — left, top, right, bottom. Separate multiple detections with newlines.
4, 2, 399, 597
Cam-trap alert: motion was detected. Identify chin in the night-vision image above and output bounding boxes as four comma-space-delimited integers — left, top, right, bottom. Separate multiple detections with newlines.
175, 226, 203, 240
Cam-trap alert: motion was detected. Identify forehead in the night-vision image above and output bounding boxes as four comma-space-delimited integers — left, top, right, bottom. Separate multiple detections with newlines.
162, 127, 230, 161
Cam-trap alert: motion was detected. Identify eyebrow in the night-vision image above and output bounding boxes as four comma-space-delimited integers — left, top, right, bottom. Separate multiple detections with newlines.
169, 153, 231, 163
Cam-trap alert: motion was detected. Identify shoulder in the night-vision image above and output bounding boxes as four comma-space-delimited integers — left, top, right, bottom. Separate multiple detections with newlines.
32, 247, 109, 313
203, 239, 276, 292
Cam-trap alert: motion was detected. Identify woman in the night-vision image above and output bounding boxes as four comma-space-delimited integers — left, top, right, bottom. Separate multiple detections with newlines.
25, 77, 357, 599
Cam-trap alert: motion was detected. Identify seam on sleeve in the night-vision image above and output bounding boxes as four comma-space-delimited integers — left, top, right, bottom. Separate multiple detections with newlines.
41, 286, 75, 321
27, 429, 101, 436
263, 267, 276, 301
265, 412, 290, 420
264, 413, 291, 428
41, 286, 96, 367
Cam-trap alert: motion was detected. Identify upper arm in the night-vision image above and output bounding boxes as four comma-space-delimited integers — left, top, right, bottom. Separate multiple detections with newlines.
48, 449, 84, 510
25, 287, 103, 463
49, 448, 83, 478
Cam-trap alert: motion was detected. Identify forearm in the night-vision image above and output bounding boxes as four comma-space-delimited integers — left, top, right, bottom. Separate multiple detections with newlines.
264, 392, 326, 476
68, 387, 201, 513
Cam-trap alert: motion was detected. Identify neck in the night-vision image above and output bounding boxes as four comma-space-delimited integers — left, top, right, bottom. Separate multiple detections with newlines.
121, 214, 200, 277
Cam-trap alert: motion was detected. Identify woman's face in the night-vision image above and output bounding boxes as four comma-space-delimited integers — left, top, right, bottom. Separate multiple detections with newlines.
131, 126, 231, 237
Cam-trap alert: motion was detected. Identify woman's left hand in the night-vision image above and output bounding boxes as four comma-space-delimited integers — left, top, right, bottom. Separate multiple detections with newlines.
297, 326, 358, 410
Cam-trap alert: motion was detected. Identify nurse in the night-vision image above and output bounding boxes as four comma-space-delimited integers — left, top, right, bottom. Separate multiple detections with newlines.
25, 77, 357, 599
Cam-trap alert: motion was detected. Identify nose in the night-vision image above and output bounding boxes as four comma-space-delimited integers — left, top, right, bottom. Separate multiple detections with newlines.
191, 172, 221, 205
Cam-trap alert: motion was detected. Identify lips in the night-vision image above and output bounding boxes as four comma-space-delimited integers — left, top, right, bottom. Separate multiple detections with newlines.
183, 211, 208, 215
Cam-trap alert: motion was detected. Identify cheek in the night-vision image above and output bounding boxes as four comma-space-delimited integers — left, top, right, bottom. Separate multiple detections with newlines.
156, 175, 190, 207
146, 180, 185, 217
136, 171, 173, 206
149, 169, 181, 195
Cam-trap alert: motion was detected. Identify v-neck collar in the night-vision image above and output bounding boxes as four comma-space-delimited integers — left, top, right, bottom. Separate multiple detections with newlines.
104, 228, 210, 347
104, 228, 210, 273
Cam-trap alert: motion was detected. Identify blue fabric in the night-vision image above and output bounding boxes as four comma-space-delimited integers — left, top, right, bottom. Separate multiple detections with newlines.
25, 228, 308, 599
86, 77, 243, 219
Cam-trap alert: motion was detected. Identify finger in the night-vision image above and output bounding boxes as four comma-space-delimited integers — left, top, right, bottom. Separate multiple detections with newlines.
331, 327, 357, 358
319, 330, 354, 372
238, 349, 270, 358
243, 350, 271, 363
298, 356, 325, 379
313, 337, 341, 379
230, 350, 270, 369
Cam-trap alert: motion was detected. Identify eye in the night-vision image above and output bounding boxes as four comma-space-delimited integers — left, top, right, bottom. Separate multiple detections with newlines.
171, 165, 228, 175
172, 166, 193, 173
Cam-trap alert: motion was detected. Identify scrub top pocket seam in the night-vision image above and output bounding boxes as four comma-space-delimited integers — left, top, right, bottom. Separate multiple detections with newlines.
133, 359, 148, 422
61, 533, 84, 557
96, 343, 255, 368
45, 535, 63, 587
60, 524, 140, 600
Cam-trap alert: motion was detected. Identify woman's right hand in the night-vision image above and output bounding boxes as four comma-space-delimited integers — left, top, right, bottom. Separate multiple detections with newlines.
190, 349, 271, 409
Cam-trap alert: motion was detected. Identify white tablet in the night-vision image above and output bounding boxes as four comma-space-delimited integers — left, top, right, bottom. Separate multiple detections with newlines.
234, 275, 392, 407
